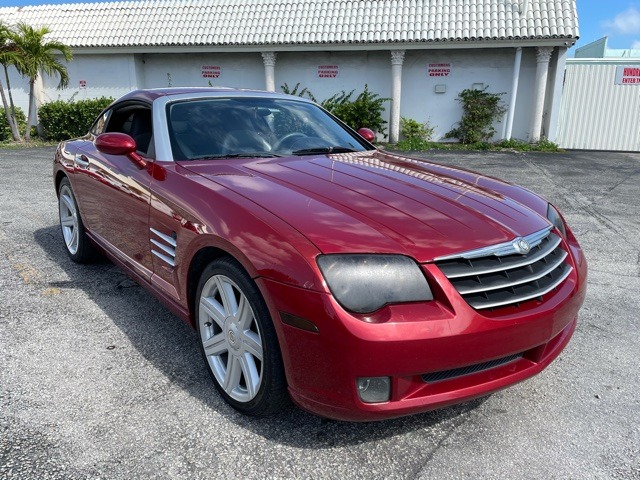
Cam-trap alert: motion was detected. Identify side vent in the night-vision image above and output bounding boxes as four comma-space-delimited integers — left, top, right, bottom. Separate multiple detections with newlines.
150, 228, 176, 267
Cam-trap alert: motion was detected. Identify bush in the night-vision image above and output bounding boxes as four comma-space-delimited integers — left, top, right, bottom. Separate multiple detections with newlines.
39, 97, 114, 141
535, 137, 560, 152
445, 87, 506, 144
497, 138, 531, 151
281, 82, 317, 102
321, 84, 388, 135
0, 107, 27, 141
280, 83, 389, 135
396, 117, 434, 150
497, 137, 560, 152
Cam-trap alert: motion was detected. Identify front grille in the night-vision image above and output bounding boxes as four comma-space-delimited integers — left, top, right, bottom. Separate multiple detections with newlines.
435, 228, 573, 310
422, 353, 523, 383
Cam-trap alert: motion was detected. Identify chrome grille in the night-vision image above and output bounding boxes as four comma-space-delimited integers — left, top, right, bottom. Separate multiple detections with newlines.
435, 228, 573, 310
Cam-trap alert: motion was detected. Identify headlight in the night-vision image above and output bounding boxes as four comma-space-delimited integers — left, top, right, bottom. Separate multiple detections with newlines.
316, 254, 433, 314
546, 203, 567, 238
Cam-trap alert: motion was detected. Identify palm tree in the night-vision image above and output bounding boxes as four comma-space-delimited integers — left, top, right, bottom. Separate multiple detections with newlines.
0, 22, 21, 141
12, 23, 72, 140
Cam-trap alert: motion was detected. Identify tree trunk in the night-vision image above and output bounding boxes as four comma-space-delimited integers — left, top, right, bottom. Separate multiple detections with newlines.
2, 65, 21, 141
26, 77, 35, 141
0, 80, 15, 141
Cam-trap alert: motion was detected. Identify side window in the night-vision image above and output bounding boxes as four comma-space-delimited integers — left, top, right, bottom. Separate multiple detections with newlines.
105, 104, 154, 158
90, 110, 111, 136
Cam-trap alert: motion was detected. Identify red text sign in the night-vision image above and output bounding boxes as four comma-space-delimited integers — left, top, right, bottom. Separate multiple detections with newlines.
202, 65, 221, 78
318, 65, 339, 78
428, 63, 451, 77
615, 66, 640, 85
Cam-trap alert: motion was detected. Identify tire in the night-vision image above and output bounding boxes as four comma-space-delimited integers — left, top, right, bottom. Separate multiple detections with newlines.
58, 177, 96, 263
195, 257, 289, 416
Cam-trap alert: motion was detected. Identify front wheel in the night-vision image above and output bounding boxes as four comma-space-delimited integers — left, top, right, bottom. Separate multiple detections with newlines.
195, 257, 289, 416
58, 177, 95, 263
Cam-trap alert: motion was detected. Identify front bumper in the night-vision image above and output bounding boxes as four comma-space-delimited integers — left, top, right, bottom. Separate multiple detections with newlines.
258, 240, 587, 422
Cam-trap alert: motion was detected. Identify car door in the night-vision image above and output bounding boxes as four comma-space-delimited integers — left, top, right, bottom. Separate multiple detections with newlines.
74, 101, 155, 280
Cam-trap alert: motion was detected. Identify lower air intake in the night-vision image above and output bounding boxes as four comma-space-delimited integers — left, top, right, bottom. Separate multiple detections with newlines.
422, 353, 523, 383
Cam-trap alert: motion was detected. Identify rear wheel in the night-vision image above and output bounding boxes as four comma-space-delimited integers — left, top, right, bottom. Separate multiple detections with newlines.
195, 257, 289, 416
58, 177, 95, 263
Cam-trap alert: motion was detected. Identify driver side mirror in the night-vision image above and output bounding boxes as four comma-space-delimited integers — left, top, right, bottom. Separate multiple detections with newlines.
95, 133, 147, 168
357, 128, 376, 143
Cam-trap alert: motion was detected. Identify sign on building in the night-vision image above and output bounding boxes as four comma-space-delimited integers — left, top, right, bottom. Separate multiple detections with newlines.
615, 66, 640, 85
615, 65, 640, 85
428, 63, 451, 77
202, 65, 221, 78
318, 65, 339, 78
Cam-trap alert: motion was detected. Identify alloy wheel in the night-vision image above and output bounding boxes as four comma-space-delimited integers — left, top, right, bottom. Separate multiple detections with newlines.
59, 184, 80, 255
198, 274, 264, 403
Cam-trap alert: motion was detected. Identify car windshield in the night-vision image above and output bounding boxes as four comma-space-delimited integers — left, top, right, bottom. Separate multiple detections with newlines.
166, 97, 372, 160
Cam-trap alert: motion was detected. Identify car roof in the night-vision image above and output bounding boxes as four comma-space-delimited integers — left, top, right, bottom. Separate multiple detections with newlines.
117, 87, 300, 103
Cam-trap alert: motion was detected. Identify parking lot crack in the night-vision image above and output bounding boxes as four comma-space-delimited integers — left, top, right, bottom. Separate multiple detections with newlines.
523, 157, 637, 246
408, 408, 476, 479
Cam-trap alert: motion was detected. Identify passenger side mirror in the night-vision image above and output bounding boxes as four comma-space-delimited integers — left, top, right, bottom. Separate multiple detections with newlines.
95, 133, 147, 168
357, 128, 376, 142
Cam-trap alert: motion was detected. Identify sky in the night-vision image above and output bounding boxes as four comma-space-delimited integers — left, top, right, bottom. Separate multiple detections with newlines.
0, 0, 638, 54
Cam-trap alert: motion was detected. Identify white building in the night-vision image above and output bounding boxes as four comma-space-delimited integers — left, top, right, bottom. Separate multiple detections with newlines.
557, 37, 640, 151
0, 0, 578, 142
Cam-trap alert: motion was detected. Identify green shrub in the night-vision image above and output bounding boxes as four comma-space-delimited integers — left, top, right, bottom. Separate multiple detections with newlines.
445, 87, 506, 144
534, 137, 560, 152
0, 107, 27, 141
470, 141, 492, 151
321, 85, 388, 135
281, 82, 317, 102
498, 137, 560, 152
39, 97, 114, 141
396, 117, 434, 150
498, 138, 531, 151
280, 83, 389, 135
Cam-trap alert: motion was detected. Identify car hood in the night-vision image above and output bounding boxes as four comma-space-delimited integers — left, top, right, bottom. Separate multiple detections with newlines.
181, 150, 550, 263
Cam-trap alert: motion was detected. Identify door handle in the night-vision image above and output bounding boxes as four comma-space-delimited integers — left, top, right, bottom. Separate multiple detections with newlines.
75, 153, 89, 168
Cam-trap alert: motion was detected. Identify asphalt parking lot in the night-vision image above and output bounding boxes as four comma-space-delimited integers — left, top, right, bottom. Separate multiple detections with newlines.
1, 146, 639, 479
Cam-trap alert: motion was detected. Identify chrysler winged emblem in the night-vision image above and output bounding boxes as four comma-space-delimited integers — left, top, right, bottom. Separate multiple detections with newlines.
513, 237, 531, 254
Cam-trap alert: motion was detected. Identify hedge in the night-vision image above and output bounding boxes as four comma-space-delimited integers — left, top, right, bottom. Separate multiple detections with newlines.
39, 97, 114, 141
0, 107, 27, 142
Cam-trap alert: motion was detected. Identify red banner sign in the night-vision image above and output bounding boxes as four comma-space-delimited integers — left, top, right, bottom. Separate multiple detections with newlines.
615, 66, 640, 85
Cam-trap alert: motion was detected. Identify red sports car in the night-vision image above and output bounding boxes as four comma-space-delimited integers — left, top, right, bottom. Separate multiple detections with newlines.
54, 88, 587, 421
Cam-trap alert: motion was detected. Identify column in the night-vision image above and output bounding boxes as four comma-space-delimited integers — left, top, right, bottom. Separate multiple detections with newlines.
261, 52, 277, 92
544, 47, 567, 143
529, 46, 553, 143
505, 47, 522, 140
33, 70, 45, 136
389, 50, 405, 143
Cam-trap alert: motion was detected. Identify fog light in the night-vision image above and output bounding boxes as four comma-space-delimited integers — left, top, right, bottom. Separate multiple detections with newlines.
356, 377, 391, 403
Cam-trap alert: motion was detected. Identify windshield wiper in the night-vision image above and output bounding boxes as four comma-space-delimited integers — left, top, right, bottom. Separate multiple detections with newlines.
191, 152, 283, 160
292, 146, 358, 155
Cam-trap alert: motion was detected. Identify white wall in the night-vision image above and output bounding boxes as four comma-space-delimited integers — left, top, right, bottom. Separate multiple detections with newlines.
41, 54, 140, 103
3, 69, 29, 115
275, 50, 391, 104
142, 52, 264, 90
2, 47, 546, 143
402, 48, 537, 141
